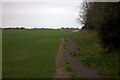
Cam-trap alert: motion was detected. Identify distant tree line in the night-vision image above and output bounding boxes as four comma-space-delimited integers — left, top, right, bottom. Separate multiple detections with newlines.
1, 27, 53, 30
1, 27, 79, 30
77, 2, 120, 50
2, 27, 25, 30
61, 27, 79, 30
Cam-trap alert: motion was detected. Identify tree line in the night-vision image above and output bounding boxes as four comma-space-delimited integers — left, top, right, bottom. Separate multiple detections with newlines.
78, 2, 120, 51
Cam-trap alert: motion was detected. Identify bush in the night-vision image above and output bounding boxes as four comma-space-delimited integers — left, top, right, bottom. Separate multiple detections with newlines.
79, 2, 120, 50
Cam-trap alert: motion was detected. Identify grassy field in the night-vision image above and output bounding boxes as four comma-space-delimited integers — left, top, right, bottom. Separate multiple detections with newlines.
71, 30, 118, 78
2, 29, 73, 78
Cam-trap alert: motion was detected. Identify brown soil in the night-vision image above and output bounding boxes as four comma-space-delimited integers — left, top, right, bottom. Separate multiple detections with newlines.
54, 38, 71, 78
63, 36, 103, 78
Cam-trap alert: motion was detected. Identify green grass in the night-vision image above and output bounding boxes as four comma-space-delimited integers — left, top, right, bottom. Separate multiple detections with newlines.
2, 29, 73, 78
71, 30, 119, 78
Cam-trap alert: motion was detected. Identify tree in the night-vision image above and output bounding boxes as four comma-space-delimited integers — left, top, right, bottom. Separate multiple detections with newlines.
78, 2, 120, 50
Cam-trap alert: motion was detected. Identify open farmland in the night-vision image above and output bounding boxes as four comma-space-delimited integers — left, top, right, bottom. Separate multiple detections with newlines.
2, 29, 73, 78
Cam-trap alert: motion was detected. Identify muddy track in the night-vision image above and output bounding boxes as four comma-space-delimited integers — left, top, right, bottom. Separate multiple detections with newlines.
54, 37, 103, 78
63, 36, 103, 78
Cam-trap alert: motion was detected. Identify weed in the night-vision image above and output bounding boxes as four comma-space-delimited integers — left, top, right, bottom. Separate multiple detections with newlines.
70, 52, 77, 56
70, 52, 81, 56
65, 61, 72, 72
63, 44, 67, 49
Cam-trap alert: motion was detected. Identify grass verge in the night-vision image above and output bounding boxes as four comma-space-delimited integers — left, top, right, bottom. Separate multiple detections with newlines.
70, 30, 119, 78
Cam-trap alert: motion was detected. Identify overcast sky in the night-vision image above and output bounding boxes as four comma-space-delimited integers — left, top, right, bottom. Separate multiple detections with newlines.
2, 0, 119, 29
2, 0, 83, 29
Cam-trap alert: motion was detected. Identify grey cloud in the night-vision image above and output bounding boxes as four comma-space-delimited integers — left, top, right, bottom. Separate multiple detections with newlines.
2, 1, 82, 28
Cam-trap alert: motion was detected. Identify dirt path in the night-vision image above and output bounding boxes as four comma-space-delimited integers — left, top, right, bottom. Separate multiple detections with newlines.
63, 36, 103, 78
54, 38, 71, 78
